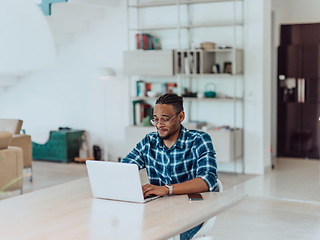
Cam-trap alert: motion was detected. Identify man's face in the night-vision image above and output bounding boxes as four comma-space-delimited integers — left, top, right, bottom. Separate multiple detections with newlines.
153, 104, 183, 140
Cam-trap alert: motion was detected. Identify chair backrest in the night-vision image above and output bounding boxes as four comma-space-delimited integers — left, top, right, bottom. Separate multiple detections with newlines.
0, 131, 13, 150
0, 147, 23, 192
216, 178, 223, 192
0, 119, 23, 134
193, 179, 223, 239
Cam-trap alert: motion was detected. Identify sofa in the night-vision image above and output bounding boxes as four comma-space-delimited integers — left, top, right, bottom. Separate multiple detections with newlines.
0, 131, 23, 194
0, 119, 32, 181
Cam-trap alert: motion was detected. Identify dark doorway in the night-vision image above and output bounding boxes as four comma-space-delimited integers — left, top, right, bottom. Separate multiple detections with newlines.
277, 23, 320, 159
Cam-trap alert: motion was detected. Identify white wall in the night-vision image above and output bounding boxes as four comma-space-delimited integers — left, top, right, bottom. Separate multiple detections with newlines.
0, 2, 129, 160
240, 0, 272, 174
272, 0, 320, 49
0, 0, 275, 174
273, 0, 320, 25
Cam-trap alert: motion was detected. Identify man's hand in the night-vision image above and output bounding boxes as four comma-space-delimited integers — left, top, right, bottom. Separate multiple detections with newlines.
142, 184, 168, 197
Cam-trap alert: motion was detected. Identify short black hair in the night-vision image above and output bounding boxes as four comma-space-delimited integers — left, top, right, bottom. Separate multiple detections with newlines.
155, 93, 184, 113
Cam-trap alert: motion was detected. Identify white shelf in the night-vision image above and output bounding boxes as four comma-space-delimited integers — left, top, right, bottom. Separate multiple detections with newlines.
184, 97, 243, 102
129, 0, 243, 8
129, 72, 238, 78
205, 48, 238, 53
129, 22, 243, 32
176, 73, 233, 77
182, 22, 243, 28
129, 26, 178, 31
130, 96, 242, 102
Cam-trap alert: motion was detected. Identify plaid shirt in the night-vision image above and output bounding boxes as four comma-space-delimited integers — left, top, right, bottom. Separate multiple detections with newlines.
121, 125, 218, 191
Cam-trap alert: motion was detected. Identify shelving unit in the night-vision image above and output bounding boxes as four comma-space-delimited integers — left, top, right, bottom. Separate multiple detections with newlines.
174, 48, 242, 75
124, 0, 244, 169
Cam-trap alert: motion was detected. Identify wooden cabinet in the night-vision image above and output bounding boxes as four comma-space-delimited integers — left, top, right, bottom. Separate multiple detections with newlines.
207, 129, 243, 163
123, 50, 174, 76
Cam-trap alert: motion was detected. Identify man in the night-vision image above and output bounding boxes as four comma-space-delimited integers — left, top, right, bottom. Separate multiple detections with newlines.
121, 93, 218, 239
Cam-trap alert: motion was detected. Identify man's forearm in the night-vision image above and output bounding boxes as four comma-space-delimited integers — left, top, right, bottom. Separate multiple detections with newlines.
170, 177, 209, 195
142, 177, 209, 197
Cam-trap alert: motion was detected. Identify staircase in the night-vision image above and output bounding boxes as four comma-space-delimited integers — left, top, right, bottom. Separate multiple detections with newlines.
0, 0, 120, 91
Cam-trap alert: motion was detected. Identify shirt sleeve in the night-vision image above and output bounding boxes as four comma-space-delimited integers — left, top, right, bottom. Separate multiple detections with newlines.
120, 137, 147, 169
195, 132, 218, 191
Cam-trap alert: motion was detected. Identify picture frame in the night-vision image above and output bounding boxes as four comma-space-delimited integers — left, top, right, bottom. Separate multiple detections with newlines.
223, 62, 232, 74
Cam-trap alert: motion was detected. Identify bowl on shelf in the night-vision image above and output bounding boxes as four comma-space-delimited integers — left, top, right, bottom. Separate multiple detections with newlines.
200, 42, 216, 50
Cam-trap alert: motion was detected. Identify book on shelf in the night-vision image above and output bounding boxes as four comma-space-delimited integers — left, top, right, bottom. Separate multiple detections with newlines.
133, 100, 153, 126
152, 37, 161, 50
135, 33, 161, 50
132, 100, 143, 125
136, 80, 146, 97
189, 53, 199, 74
135, 101, 142, 126
176, 51, 202, 74
177, 52, 182, 74
189, 54, 194, 74
184, 56, 190, 74
180, 54, 185, 74
165, 82, 177, 94
143, 34, 148, 50
140, 103, 152, 122
146, 83, 152, 92
135, 34, 140, 49
196, 53, 200, 73
136, 81, 178, 98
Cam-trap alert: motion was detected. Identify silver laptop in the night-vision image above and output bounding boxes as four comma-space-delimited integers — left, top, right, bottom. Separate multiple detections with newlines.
86, 160, 160, 203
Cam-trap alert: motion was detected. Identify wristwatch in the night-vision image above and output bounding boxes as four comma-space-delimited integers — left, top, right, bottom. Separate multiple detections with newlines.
165, 184, 173, 195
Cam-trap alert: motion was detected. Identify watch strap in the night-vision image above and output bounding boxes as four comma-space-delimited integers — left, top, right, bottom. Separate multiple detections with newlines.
165, 184, 173, 195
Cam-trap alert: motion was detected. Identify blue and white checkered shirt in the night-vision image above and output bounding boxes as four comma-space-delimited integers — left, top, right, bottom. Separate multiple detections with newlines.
121, 125, 218, 191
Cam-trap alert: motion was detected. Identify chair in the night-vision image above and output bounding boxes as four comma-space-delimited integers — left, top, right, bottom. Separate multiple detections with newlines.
0, 119, 33, 181
170, 179, 223, 240
192, 179, 223, 240
0, 131, 24, 195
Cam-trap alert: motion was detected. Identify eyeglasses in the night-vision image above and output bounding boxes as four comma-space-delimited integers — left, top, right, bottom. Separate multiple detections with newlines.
150, 114, 178, 126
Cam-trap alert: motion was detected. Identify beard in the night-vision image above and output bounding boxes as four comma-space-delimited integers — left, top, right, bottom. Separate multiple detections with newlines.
158, 126, 180, 141
158, 129, 171, 140
159, 134, 170, 140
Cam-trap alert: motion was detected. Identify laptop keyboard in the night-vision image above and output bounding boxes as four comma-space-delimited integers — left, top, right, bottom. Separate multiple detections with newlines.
144, 194, 158, 200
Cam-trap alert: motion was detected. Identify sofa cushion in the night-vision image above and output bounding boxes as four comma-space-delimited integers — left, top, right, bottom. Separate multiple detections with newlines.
0, 146, 23, 191
0, 131, 13, 150
0, 119, 23, 134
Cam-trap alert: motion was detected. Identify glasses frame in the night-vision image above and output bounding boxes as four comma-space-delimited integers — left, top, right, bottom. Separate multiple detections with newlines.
150, 114, 178, 126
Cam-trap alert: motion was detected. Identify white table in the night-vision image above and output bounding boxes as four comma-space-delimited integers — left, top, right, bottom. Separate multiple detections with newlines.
0, 178, 246, 240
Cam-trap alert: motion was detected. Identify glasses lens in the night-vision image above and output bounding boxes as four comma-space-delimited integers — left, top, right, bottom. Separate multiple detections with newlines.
150, 114, 177, 126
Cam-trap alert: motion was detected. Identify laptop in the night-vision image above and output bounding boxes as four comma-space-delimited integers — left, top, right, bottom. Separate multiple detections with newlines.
86, 160, 160, 203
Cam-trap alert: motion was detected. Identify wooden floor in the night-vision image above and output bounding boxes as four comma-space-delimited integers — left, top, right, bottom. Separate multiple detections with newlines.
2, 158, 320, 239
